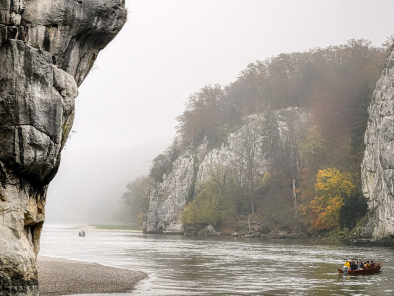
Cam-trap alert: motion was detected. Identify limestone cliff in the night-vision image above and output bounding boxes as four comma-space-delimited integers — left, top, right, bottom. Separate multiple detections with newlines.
145, 154, 195, 234
0, 1, 126, 294
144, 108, 310, 234
358, 46, 394, 241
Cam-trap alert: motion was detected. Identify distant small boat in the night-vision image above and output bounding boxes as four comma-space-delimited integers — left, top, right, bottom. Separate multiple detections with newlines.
338, 263, 383, 275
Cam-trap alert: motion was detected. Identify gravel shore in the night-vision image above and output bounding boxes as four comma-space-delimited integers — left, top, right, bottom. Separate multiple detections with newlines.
37, 256, 147, 296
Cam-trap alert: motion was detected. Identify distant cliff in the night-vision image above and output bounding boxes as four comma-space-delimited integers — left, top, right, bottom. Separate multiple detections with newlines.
0, 1, 126, 294
114, 40, 389, 239
144, 108, 310, 234
356, 45, 394, 242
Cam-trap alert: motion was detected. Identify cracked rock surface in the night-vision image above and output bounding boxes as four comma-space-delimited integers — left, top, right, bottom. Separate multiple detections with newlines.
358, 46, 394, 241
0, 1, 126, 295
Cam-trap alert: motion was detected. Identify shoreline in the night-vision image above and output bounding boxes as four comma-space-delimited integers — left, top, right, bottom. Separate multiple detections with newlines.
37, 256, 147, 296
71, 224, 143, 232
59, 223, 394, 247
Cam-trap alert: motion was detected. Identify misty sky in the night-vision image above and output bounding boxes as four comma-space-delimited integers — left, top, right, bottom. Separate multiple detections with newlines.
46, 0, 394, 223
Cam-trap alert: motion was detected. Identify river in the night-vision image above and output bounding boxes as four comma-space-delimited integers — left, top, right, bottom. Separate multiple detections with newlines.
39, 224, 394, 296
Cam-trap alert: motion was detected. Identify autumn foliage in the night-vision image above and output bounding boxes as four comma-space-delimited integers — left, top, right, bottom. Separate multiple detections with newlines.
124, 38, 391, 234
309, 169, 355, 230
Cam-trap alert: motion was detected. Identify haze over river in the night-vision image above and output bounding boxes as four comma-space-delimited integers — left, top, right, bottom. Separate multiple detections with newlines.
40, 225, 394, 296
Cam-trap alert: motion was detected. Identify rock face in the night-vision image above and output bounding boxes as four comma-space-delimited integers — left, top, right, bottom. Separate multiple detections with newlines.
144, 108, 310, 234
145, 154, 195, 234
359, 46, 394, 241
0, 1, 126, 294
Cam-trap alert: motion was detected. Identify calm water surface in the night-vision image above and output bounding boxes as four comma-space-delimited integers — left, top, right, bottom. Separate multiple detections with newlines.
39, 225, 394, 296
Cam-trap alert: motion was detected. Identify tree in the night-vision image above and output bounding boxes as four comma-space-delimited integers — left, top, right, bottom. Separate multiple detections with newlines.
181, 165, 238, 226
231, 116, 269, 214
149, 154, 172, 182
176, 85, 226, 148
309, 168, 354, 230
339, 192, 367, 230
382, 35, 394, 51
300, 128, 327, 173
260, 109, 280, 175
154, 39, 388, 234
122, 176, 152, 225
274, 108, 308, 179
349, 82, 372, 156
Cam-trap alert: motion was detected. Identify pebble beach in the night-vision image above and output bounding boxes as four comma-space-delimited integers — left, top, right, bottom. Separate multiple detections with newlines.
37, 256, 147, 296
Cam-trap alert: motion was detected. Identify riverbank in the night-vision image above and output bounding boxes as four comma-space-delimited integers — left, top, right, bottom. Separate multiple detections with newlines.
37, 256, 147, 296
72, 224, 143, 232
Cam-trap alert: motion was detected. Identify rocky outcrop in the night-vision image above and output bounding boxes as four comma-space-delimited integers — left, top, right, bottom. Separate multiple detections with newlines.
358, 46, 394, 241
144, 108, 310, 234
0, 1, 126, 294
145, 154, 195, 234
196, 225, 220, 237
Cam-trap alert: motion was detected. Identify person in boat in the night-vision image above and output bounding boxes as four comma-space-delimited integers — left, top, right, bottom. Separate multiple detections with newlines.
350, 260, 358, 270
344, 261, 350, 269
342, 261, 350, 273
340, 260, 382, 274
342, 263, 349, 274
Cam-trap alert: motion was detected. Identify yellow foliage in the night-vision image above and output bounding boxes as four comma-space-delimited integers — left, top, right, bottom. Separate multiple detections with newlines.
309, 168, 354, 230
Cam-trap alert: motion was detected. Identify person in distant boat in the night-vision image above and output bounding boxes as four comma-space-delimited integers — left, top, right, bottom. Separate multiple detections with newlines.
343, 261, 350, 273
344, 261, 350, 269
350, 261, 358, 270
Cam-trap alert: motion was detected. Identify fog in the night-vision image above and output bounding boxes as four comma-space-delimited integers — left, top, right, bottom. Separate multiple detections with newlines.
46, 0, 394, 224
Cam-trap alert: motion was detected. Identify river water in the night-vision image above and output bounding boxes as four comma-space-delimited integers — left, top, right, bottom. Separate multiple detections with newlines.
39, 224, 394, 296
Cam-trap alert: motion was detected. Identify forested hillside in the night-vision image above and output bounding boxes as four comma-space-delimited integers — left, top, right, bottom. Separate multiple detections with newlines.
122, 39, 391, 237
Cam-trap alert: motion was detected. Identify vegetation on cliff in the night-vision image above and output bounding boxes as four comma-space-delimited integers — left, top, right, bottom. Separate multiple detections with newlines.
122, 39, 391, 236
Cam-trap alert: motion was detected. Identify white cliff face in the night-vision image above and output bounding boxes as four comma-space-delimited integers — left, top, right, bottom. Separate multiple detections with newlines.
145, 154, 195, 234
197, 108, 309, 191
360, 47, 394, 240
196, 116, 270, 189
0, 1, 126, 294
144, 108, 310, 234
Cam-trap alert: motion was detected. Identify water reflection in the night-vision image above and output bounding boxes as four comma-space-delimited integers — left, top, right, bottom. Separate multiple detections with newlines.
39, 225, 394, 296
